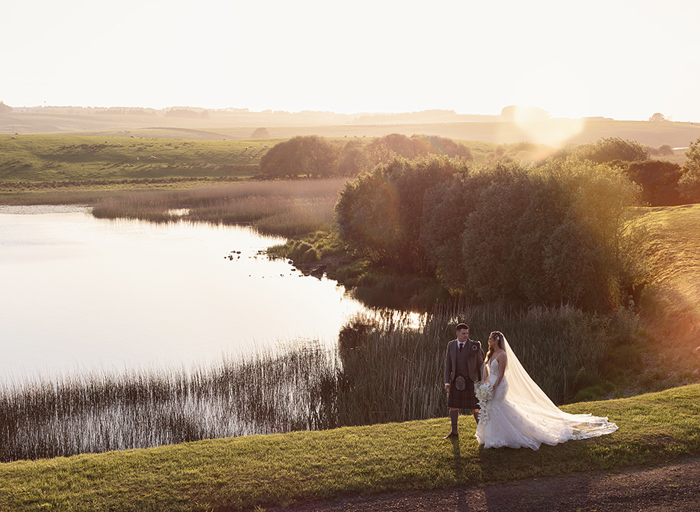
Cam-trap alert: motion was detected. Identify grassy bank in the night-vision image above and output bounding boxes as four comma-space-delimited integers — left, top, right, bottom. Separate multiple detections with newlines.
1, 384, 699, 511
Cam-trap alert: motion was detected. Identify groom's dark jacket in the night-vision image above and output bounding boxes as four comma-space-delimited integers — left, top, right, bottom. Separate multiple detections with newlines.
444, 339, 485, 385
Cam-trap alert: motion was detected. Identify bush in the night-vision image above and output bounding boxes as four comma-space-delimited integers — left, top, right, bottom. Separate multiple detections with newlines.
251, 127, 269, 138
575, 137, 649, 164
620, 160, 685, 206
679, 137, 700, 203
421, 159, 644, 311
658, 144, 674, 156
335, 156, 463, 274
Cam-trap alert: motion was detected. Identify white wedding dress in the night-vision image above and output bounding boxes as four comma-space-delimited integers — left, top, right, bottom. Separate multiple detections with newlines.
475, 338, 618, 450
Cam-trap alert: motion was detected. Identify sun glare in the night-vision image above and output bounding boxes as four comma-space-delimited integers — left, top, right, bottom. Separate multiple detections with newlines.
514, 117, 585, 147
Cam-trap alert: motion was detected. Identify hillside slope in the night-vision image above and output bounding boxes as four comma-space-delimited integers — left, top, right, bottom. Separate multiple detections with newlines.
637, 204, 700, 350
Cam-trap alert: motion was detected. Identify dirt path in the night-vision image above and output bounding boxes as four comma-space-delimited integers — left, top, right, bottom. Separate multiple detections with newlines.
271, 455, 700, 512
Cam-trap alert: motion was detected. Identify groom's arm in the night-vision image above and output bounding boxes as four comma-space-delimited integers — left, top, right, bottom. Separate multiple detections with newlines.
444, 342, 452, 390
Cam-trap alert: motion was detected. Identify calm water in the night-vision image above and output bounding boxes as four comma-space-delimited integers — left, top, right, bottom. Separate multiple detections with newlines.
0, 206, 367, 382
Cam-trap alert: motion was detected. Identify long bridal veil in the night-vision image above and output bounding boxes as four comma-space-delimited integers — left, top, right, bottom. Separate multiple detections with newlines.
500, 335, 618, 441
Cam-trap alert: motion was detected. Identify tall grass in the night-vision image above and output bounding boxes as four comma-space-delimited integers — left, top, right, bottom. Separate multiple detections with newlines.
0, 345, 339, 463
91, 178, 346, 237
334, 301, 635, 426
1, 301, 635, 462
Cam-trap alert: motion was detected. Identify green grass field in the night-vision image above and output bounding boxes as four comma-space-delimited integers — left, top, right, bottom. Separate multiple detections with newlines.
0, 384, 698, 511
0, 134, 278, 183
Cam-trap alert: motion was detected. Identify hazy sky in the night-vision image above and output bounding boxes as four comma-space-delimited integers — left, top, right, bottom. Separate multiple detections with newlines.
3, 0, 699, 121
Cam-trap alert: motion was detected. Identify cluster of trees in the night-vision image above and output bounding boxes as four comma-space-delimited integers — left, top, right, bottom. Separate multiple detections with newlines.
259, 134, 473, 179
335, 152, 648, 312
0, 101, 12, 115
334, 157, 461, 274
165, 108, 209, 119
540, 137, 693, 207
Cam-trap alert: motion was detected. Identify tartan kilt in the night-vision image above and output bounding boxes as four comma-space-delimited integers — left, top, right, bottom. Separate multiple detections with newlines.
447, 379, 479, 410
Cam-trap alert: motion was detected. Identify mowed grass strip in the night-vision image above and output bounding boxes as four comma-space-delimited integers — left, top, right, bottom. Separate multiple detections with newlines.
1, 384, 699, 512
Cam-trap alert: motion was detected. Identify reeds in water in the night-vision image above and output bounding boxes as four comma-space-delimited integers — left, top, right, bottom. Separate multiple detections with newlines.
1, 302, 631, 462
0, 346, 339, 462
334, 301, 626, 426
91, 179, 347, 237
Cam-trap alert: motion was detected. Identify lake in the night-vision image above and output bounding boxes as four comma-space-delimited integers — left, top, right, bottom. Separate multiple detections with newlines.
0, 205, 368, 382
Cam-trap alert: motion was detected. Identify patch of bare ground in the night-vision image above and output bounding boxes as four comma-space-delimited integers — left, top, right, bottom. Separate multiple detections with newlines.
271, 455, 700, 512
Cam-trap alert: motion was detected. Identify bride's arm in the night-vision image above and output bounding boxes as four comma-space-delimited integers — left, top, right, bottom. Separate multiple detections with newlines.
481, 361, 489, 383
493, 353, 507, 389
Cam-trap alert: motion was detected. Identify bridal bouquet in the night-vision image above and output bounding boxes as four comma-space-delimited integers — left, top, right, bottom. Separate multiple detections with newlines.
474, 381, 493, 425
474, 381, 493, 405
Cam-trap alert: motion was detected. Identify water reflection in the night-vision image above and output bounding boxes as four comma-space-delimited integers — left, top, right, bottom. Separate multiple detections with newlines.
0, 206, 368, 381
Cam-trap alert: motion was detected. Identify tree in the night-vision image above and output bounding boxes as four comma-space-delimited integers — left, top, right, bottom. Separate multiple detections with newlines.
303, 136, 339, 178
251, 127, 269, 138
365, 134, 417, 164
411, 135, 473, 160
649, 113, 666, 122
259, 137, 306, 178
335, 156, 461, 274
337, 139, 370, 177
259, 136, 338, 178
575, 137, 648, 164
657, 144, 674, 156
621, 160, 684, 206
165, 108, 208, 118
0, 101, 12, 115
678, 137, 700, 202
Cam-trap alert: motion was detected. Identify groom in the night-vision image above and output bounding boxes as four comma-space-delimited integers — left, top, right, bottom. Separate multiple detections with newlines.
443, 323, 485, 439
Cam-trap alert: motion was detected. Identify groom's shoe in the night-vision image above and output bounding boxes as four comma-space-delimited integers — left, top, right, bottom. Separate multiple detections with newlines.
442, 432, 459, 440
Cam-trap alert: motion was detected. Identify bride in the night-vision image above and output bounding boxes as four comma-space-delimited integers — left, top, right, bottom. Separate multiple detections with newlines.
475, 331, 617, 450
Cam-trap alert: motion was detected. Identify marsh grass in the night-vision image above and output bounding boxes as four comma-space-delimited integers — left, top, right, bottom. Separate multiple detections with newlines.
0, 345, 339, 463
0, 301, 636, 463
90, 178, 346, 237
335, 301, 636, 428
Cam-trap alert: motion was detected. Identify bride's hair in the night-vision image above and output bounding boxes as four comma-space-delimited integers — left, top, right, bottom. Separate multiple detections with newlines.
486, 331, 505, 363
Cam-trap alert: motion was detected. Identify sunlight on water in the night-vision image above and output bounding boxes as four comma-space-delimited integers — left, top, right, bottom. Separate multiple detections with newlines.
0, 207, 368, 382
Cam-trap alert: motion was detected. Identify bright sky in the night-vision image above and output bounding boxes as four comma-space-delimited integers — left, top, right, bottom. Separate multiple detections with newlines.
2, 0, 699, 121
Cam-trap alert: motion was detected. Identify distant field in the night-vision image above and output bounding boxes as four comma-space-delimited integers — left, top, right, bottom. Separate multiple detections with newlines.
2, 110, 700, 148
50, 120, 700, 149
0, 134, 277, 182
0, 134, 500, 186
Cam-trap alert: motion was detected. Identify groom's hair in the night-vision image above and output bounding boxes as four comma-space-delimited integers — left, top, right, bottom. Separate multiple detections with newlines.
455, 323, 469, 331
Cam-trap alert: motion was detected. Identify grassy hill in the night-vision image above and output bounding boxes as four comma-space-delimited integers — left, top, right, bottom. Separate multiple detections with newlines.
0, 384, 698, 511
636, 204, 700, 362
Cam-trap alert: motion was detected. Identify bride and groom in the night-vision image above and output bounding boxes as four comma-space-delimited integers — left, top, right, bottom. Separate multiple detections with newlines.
444, 323, 617, 449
